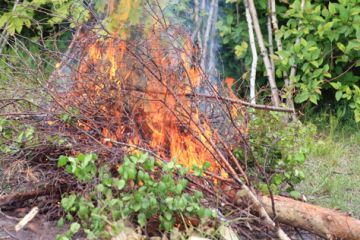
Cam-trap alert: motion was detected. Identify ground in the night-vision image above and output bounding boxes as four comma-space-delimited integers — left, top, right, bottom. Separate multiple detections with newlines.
0, 211, 65, 240
298, 126, 360, 218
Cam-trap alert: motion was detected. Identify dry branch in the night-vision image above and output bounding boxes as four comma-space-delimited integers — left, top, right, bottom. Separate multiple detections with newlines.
0, 187, 56, 207
15, 206, 39, 232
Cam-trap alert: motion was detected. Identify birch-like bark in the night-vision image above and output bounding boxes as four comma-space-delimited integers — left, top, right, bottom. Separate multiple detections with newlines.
270, 0, 289, 86
208, 0, 218, 78
201, 0, 216, 70
191, 0, 203, 49
270, 0, 305, 119
247, 0, 280, 106
244, 1, 257, 104
267, 0, 275, 79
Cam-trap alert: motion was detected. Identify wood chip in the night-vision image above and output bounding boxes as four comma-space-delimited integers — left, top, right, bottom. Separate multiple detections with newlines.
15, 207, 39, 232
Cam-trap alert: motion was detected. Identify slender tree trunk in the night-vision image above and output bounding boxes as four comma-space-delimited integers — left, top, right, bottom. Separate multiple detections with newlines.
201, 0, 217, 71
244, 1, 257, 104
208, 0, 218, 79
191, 0, 203, 50
247, 0, 280, 107
269, 0, 298, 119
267, 0, 275, 80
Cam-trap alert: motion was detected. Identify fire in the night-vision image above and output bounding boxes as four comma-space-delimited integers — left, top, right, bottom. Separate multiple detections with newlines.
66, 29, 226, 175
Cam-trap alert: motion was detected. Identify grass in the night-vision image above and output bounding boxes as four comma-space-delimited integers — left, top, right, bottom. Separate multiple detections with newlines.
297, 115, 360, 218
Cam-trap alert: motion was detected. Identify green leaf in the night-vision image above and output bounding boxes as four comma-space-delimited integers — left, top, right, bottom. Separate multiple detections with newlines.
290, 191, 302, 199
336, 42, 346, 52
309, 94, 319, 104
328, 2, 337, 15
116, 179, 126, 190
138, 213, 146, 227
58, 156, 68, 167
69, 222, 80, 234
61, 194, 77, 211
0, 14, 9, 29
164, 211, 172, 221
234, 41, 248, 59
203, 161, 211, 171
57, 217, 65, 228
144, 158, 155, 171
295, 91, 309, 103
335, 91, 343, 101
330, 82, 341, 89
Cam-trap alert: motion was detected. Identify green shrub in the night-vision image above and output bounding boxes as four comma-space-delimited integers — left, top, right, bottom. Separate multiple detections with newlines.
56, 152, 216, 240
235, 112, 316, 197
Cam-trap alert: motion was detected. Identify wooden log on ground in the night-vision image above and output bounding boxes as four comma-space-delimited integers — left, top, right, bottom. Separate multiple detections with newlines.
0, 186, 58, 207
259, 195, 360, 240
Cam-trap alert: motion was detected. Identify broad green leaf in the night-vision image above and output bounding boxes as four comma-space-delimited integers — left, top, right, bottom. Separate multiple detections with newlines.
335, 91, 343, 101
116, 179, 126, 190
69, 222, 80, 234
58, 156, 68, 167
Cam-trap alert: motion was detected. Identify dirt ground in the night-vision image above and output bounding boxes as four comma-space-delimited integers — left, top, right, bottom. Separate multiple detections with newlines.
0, 211, 65, 240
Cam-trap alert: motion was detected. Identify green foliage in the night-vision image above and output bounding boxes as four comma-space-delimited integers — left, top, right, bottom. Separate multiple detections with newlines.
242, 112, 316, 194
56, 152, 216, 239
0, 117, 67, 158
277, 0, 360, 119
218, 0, 360, 121
0, 0, 89, 36
57, 153, 97, 181
0, 117, 36, 154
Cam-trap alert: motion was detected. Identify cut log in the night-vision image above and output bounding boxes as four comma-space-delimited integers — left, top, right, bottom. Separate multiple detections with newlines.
259, 195, 360, 240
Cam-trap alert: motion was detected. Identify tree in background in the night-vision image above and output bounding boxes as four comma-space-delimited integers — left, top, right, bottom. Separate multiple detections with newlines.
217, 0, 360, 121
1, 0, 359, 120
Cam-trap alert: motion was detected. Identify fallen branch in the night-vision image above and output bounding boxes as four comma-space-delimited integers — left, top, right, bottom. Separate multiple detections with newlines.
15, 206, 39, 232
237, 193, 360, 239
0, 187, 56, 207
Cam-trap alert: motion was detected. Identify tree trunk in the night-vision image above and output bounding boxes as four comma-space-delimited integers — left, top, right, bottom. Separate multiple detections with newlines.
259, 195, 360, 239
246, 0, 280, 107
244, 0, 257, 104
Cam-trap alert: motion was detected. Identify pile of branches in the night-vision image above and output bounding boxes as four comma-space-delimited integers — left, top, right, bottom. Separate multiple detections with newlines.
1, 8, 360, 240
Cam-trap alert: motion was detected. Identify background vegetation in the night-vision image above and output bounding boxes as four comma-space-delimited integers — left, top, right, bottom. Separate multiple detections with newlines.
1, 0, 360, 238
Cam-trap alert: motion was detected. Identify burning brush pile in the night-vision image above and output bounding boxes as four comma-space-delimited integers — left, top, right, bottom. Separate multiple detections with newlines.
44, 25, 294, 238
3, 19, 360, 240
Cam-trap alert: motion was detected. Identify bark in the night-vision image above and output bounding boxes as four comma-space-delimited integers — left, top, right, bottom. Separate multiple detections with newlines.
244, 1, 257, 104
0, 188, 55, 207
258, 195, 360, 240
267, 0, 275, 80
208, 0, 218, 79
201, 0, 217, 71
246, 0, 280, 107
269, 0, 298, 120
235, 188, 291, 240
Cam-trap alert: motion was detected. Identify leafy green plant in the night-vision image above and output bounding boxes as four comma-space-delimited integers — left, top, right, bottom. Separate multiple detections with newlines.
236, 112, 316, 196
0, 0, 89, 36
0, 117, 36, 154
276, 0, 360, 119
56, 152, 216, 240
57, 153, 97, 181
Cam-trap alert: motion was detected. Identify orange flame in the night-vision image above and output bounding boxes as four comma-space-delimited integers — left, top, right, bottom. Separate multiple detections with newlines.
68, 30, 232, 175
